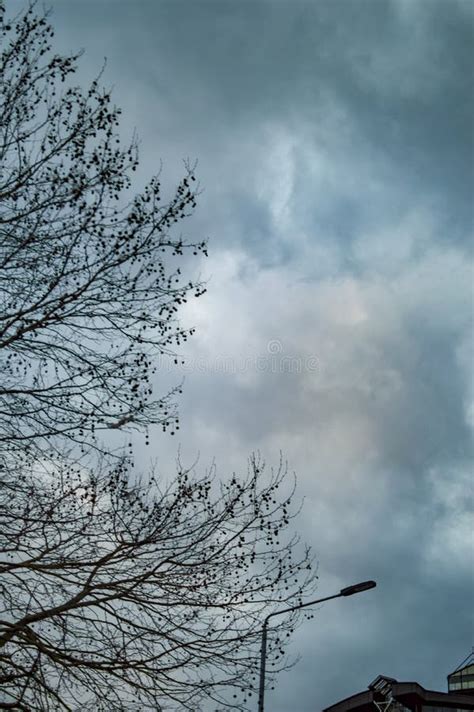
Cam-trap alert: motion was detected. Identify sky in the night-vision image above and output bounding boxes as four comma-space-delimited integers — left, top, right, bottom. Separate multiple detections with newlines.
36, 0, 473, 709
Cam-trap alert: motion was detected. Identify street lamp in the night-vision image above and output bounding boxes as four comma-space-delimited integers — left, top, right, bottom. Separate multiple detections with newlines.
257, 580, 376, 712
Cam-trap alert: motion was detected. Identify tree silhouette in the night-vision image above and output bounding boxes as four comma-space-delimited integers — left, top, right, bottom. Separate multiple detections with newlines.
0, 1, 206, 459
0, 452, 315, 711
0, 3, 316, 710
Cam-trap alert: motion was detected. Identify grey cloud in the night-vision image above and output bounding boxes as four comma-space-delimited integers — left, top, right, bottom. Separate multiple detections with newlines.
25, 1, 474, 709
163, 240, 472, 709
49, 0, 473, 257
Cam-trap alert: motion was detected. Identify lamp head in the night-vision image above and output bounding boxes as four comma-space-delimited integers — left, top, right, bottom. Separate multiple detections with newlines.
340, 580, 376, 597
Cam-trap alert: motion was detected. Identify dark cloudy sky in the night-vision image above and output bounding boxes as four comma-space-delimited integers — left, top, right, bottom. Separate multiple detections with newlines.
45, 0, 472, 709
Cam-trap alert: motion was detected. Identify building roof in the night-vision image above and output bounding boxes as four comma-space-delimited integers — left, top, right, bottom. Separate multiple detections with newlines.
448, 651, 474, 695
392, 681, 474, 709
322, 674, 474, 712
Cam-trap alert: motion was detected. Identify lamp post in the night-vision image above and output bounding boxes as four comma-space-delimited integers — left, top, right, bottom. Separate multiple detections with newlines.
257, 580, 376, 712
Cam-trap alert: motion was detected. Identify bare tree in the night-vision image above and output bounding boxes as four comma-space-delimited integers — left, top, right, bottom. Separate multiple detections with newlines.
0, 1, 206, 458
0, 3, 317, 710
0, 452, 315, 711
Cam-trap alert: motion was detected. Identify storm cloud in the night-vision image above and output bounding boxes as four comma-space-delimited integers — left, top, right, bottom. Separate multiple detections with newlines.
44, 0, 473, 709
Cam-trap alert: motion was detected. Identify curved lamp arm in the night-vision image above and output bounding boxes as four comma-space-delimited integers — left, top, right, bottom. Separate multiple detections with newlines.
257, 581, 376, 712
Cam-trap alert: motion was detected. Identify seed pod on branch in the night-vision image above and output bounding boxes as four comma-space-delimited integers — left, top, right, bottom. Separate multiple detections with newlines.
0, 1, 207, 458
